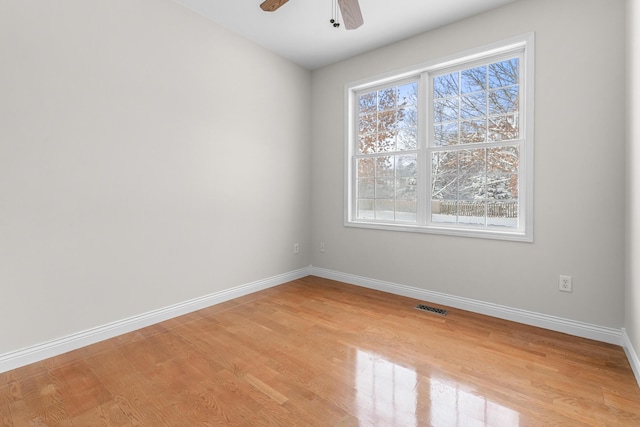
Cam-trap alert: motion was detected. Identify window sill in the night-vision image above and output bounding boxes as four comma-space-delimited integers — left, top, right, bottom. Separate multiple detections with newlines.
345, 219, 533, 243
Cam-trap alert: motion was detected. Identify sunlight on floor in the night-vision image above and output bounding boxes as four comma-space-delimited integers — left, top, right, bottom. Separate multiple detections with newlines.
356, 350, 418, 426
355, 350, 520, 426
429, 377, 520, 426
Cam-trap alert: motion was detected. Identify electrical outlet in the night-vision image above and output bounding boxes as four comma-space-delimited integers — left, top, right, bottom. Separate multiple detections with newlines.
320, 241, 326, 253
293, 243, 299, 254
559, 275, 572, 292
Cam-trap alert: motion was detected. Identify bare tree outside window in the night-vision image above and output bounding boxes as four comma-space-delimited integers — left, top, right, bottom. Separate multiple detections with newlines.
431, 58, 520, 228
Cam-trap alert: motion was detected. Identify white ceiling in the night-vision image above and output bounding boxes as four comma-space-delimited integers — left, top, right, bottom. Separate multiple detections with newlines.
173, 0, 518, 70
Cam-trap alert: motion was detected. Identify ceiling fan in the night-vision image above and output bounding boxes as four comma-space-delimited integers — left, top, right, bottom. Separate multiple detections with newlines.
260, 0, 364, 30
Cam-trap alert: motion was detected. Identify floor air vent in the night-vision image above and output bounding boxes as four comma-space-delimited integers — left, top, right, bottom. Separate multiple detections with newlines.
415, 304, 448, 316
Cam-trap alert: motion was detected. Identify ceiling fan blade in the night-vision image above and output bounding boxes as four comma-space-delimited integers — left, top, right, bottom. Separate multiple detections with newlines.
260, 0, 289, 12
337, 0, 364, 30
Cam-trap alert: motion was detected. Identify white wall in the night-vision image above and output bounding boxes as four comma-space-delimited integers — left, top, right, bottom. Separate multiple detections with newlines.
626, 0, 640, 366
0, 0, 311, 354
310, 0, 627, 328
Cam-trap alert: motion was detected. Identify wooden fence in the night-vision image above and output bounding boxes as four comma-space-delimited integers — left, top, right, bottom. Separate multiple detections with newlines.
432, 200, 518, 218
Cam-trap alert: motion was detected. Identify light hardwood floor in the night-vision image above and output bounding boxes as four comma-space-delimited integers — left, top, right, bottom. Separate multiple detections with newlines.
1, 276, 639, 426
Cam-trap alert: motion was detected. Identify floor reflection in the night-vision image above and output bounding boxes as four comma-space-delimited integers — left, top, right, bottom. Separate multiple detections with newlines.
355, 350, 418, 427
354, 350, 520, 426
429, 377, 520, 426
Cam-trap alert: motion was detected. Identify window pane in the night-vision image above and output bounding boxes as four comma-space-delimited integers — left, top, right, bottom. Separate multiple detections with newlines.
357, 158, 375, 177
487, 174, 516, 200
431, 149, 458, 224
359, 133, 376, 154
357, 199, 375, 219
397, 167, 418, 222
431, 165, 458, 221
357, 81, 420, 158
460, 120, 487, 144
434, 123, 458, 146
431, 57, 520, 149
353, 78, 420, 225
396, 178, 417, 200
488, 87, 519, 115
378, 88, 397, 111
432, 174, 457, 200
396, 154, 417, 177
489, 58, 519, 88
431, 199, 457, 224
398, 106, 417, 128
487, 146, 519, 211
487, 201, 518, 227
428, 55, 521, 231
398, 82, 418, 106
432, 151, 458, 205
396, 154, 417, 223
459, 174, 485, 200
461, 66, 486, 93
460, 91, 487, 119
359, 113, 376, 134
457, 200, 486, 225
429, 145, 520, 228
356, 152, 418, 223
397, 128, 417, 150
375, 178, 395, 198
376, 156, 395, 177
396, 199, 417, 222
434, 72, 459, 99
377, 111, 397, 133
434, 98, 458, 122
488, 115, 519, 141
432, 151, 457, 177
375, 199, 395, 220
357, 178, 375, 198
359, 91, 377, 113
377, 131, 396, 152
459, 149, 485, 174
487, 146, 519, 174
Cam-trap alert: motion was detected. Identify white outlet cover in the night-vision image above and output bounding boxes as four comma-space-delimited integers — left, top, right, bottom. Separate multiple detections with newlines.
559, 275, 572, 292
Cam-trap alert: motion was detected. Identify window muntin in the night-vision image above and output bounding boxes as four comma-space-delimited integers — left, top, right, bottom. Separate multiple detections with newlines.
346, 36, 533, 241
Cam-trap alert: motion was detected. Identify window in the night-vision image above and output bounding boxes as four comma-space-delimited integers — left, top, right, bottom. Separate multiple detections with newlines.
346, 34, 534, 241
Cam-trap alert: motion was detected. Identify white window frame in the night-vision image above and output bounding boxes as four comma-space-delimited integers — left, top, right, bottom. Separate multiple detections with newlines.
345, 33, 535, 242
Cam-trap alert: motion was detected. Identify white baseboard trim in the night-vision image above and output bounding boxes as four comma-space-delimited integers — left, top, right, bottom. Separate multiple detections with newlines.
309, 266, 623, 346
1, 266, 629, 376
0, 267, 311, 374
622, 329, 640, 387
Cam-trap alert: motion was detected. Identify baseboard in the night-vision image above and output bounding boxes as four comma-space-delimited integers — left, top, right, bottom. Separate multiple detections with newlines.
623, 329, 640, 387
1, 266, 628, 375
0, 267, 311, 374
309, 266, 623, 346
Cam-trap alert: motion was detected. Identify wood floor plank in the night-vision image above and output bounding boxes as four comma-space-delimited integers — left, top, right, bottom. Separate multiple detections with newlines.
0, 389, 12, 427
0, 276, 639, 426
